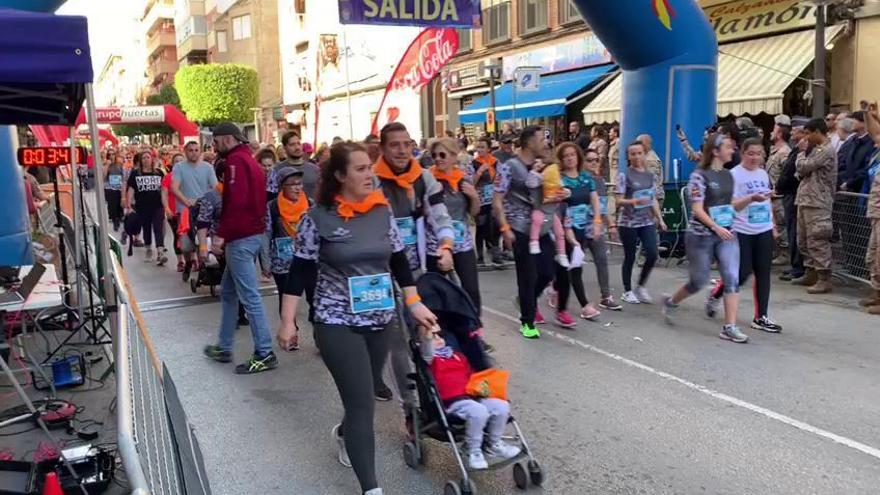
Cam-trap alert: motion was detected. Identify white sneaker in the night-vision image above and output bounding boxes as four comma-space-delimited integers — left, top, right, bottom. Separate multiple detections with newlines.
484, 441, 521, 460
634, 286, 653, 304
528, 241, 541, 254
554, 253, 570, 268
621, 291, 641, 304
331, 424, 351, 468
364, 489, 384, 495
468, 450, 489, 470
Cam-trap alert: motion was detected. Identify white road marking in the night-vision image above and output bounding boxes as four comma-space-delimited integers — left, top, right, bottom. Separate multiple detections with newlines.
483, 305, 880, 461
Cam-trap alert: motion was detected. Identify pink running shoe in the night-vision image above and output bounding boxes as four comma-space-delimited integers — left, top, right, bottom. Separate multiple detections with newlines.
580, 305, 601, 320
555, 311, 577, 328
534, 309, 546, 325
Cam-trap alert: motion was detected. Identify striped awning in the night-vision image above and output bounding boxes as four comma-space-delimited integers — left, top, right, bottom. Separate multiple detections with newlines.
582, 25, 845, 124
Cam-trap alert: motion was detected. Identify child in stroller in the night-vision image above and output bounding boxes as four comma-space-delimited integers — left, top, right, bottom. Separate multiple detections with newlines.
407, 273, 544, 494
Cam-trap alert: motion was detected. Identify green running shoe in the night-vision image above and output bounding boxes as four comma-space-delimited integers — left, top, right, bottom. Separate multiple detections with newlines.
520, 323, 540, 339
234, 352, 279, 374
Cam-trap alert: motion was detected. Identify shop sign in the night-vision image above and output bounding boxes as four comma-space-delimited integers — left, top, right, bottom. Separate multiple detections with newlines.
501, 34, 610, 81
338, 0, 482, 28
703, 0, 818, 44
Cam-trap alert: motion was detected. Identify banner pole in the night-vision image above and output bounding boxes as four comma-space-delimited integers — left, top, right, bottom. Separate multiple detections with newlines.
342, 25, 354, 140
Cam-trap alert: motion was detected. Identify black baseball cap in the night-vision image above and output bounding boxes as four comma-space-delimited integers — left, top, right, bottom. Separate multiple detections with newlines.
500, 133, 516, 143
212, 122, 249, 143
277, 166, 304, 186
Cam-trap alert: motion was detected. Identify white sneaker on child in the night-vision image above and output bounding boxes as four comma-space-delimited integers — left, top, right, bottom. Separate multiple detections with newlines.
554, 253, 570, 268
484, 440, 521, 460
528, 241, 541, 254
468, 451, 489, 470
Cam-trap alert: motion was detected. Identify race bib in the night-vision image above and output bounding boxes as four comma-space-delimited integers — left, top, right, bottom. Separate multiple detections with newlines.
633, 188, 654, 210
108, 175, 122, 187
396, 217, 417, 245
479, 184, 494, 205
747, 203, 771, 224
599, 196, 609, 215
709, 205, 735, 228
274, 237, 294, 262
348, 273, 394, 314
452, 220, 468, 243
567, 204, 589, 230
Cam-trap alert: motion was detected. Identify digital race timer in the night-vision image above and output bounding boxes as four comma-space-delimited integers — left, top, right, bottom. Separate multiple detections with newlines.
17, 146, 87, 167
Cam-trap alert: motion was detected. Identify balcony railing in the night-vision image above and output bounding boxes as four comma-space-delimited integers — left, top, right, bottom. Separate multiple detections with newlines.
143, 0, 175, 34
147, 29, 177, 56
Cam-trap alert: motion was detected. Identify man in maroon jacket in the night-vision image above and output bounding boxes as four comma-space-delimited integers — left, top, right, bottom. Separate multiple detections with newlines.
203, 122, 277, 374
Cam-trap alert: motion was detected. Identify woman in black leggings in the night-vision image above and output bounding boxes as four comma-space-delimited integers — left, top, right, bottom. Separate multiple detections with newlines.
708, 137, 782, 332
425, 137, 482, 312
125, 151, 167, 265
277, 143, 437, 495
614, 141, 667, 304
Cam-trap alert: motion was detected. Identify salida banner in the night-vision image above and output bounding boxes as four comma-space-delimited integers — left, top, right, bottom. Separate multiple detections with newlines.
338, 0, 481, 28
372, 27, 458, 133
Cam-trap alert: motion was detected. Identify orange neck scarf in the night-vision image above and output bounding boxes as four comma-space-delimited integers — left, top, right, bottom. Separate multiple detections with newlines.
474, 154, 497, 180
277, 191, 309, 236
335, 190, 389, 221
215, 183, 224, 194
374, 156, 422, 198
430, 166, 466, 192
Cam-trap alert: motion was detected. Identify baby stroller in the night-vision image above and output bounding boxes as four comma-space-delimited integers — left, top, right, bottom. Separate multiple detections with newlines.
182, 203, 223, 296
406, 272, 544, 494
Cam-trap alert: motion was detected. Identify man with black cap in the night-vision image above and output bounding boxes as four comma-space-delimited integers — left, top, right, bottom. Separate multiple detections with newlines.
493, 134, 516, 164
203, 122, 278, 374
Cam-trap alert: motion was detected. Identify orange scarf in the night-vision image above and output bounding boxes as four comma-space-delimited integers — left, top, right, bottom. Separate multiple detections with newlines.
473, 154, 497, 181
430, 166, 466, 192
277, 191, 309, 236
215, 183, 223, 194
373, 156, 423, 198
335, 190, 389, 221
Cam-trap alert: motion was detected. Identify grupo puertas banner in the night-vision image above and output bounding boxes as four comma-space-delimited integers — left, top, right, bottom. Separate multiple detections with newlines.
372, 27, 459, 134
338, 0, 482, 28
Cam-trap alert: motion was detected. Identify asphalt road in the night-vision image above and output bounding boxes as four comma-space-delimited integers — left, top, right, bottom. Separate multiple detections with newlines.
124, 246, 880, 495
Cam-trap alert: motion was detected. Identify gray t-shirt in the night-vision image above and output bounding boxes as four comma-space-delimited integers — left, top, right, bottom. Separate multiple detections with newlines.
173, 161, 217, 212
616, 168, 656, 228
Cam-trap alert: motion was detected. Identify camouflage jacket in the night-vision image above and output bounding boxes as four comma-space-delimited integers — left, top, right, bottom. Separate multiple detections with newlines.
795, 141, 837, 210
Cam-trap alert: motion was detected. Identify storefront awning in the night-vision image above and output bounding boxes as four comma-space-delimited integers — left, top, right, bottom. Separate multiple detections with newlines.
582, 26, 844, 124
460, 64, 615, 125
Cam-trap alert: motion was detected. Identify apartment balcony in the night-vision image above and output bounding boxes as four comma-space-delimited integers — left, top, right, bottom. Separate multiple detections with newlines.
178, 34, 208, 59
142, 0, 175, 34
147, 58, 178, 81
147, 29, 177, 56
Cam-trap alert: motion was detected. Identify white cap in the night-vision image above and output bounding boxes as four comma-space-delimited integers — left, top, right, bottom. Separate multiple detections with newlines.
775, 114, 792, 127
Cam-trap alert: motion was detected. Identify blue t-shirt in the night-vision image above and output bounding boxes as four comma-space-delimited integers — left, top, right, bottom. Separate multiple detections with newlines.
172, 162, 217, 212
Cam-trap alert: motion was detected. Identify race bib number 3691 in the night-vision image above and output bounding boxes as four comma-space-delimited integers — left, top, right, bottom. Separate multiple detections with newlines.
348, 273, 394, 314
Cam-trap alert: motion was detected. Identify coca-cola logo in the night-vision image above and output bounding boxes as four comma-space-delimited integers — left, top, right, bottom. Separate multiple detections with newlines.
390, 28, 458, 93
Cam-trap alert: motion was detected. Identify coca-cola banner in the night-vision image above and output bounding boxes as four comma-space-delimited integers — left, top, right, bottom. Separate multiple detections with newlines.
372, 27, 458, 133
338, 0, 481, 28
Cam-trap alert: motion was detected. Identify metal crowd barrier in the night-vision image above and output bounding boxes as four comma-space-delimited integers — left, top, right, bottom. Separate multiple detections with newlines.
832, 191, 872, 285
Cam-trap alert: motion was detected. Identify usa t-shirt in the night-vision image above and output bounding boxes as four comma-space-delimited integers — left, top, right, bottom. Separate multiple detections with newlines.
730, 164, 773, 235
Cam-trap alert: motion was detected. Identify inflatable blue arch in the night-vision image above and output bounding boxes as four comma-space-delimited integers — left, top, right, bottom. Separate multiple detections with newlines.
572, 0, 718, 182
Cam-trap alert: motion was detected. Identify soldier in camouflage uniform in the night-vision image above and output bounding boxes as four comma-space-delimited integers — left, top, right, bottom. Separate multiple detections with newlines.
637, 134, 665, 204
792, 118, 838, 294
766, 118, 792, 265
860, 107, 880, 314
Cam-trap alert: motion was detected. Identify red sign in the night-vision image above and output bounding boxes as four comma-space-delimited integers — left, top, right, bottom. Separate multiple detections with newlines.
17, 147, 87, 168
372, 28, 459, 133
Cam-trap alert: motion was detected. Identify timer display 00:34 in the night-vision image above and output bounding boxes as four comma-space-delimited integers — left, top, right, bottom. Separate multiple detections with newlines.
17, 146, 87, 168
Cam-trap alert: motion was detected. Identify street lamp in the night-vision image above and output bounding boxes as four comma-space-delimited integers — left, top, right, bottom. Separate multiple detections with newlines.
250, 107, 261, 143
480, 60, 502, 139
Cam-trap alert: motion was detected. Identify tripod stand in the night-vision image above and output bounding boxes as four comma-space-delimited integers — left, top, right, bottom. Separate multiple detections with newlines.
42, 167, 112, 363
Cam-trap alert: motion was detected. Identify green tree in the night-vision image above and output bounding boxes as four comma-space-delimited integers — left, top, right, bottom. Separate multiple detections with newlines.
175, 64, 258, 125
146, 84, 180, 106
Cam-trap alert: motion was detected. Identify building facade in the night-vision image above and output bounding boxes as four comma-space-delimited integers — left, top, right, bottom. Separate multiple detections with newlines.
205, 0, 282, 143
95, 54, 147, 108
277, 0, 423, 147
175, 0, 209, 66
142, 0, 179, 99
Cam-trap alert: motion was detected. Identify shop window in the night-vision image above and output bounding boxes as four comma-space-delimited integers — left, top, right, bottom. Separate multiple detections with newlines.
217, 30, 228, 53
457, 28, 472, 53
559, 0, 583, 26
520, 0, 548, 36
232, 14, 252, 41
482, 1, 510, 46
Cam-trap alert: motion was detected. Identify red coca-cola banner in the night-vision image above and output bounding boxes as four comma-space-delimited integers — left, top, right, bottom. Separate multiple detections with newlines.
372, 27, 459, 134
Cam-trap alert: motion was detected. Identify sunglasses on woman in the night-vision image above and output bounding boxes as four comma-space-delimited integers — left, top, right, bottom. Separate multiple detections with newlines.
431, 151, 448, 160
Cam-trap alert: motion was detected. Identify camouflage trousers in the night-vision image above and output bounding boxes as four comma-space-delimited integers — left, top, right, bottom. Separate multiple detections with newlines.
772, 198, 787, 247
867, 219, 880, 291
797, 206, 833, 271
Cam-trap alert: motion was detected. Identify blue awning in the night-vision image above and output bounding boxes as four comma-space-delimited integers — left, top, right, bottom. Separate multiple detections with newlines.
459, 64, 615, 125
